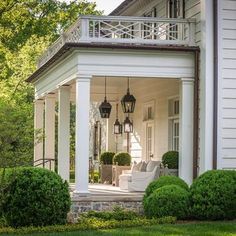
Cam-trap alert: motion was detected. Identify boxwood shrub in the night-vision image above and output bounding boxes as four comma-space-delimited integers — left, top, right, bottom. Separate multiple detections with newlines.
144, 185, 190, 219
143, 176, 189, 204
100, 152, 115, 165
190, 170, 236, 220
2, 167, 71, 227
162, 151, 179, 169
113, 152, 131, 166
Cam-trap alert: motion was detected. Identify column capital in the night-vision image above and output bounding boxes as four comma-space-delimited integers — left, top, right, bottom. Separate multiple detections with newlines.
181, 77, 195, 83
58, 84, 71, 91
75, 74, 92, 82
34, 99, 44, 104
45, 93, 56, 99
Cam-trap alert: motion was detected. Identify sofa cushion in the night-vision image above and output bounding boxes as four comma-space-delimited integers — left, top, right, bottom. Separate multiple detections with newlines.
146, 161, 160, 172
131, 161, 139, 173
140, 161, 147, 172
134, 161, 142, 172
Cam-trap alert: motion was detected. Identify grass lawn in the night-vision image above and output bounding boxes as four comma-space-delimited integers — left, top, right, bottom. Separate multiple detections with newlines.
1, 221, 235, 236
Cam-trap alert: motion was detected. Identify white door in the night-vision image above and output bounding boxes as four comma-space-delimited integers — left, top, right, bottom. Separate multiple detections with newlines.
172, 119, 179, 151
146, 122, 154, 161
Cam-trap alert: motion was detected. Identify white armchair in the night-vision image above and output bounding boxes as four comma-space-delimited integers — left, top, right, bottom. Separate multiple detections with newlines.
119, 161, 161, 192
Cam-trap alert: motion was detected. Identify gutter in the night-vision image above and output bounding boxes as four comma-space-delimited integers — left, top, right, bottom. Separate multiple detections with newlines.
193, 50, 200, 179
212, 0, 218, 169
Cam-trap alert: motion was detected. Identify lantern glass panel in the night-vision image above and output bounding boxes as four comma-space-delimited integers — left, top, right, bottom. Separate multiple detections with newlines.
121, 92, 136, 113
124, 117, 133, 133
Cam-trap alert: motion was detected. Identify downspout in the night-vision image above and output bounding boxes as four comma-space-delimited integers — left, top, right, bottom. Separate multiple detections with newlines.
212, 0, 218, 169
193, 50, 200, 179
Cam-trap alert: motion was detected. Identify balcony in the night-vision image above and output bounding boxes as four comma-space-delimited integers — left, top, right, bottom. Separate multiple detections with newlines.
38, 15, 196, 68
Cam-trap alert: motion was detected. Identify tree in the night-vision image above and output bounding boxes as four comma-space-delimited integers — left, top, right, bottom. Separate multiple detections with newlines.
0, 0, 101, 167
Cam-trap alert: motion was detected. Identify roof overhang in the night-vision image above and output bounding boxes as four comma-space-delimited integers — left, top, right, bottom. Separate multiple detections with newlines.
26, 43, 200, 83
109, 0, 136, 16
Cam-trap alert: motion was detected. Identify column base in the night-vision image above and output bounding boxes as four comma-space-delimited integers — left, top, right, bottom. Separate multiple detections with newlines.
73, 190, 91, 197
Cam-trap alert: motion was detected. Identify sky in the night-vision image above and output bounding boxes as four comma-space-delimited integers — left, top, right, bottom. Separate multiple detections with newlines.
87, 0, 124, 14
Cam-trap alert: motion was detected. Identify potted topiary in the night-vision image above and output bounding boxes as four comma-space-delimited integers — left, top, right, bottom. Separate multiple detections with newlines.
100, 151, 115, 184
161, 151, 179, 176
112, 152, 131, 186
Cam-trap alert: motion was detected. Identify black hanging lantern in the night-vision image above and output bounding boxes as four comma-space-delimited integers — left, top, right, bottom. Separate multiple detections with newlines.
121, 78, 136, 113
113, 104, 122, 134
99, 77, 112, 118
124, 116, 133, 133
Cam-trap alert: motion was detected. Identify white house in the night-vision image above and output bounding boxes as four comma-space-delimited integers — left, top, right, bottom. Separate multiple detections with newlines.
27, 0, 236, 194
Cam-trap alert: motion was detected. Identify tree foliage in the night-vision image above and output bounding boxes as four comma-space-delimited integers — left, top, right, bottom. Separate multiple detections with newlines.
0, 0, 101, 167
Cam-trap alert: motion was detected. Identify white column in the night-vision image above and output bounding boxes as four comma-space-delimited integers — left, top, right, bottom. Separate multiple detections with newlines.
44, 95, 56, 171
74, 76, 91, 195
179, 78, 194, 185
199, 0, 214, 173
34, 99, 44, 165
58, 86, 71, 182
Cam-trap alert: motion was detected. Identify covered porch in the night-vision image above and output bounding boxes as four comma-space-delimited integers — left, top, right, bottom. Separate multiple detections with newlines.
28, 15, 198, 195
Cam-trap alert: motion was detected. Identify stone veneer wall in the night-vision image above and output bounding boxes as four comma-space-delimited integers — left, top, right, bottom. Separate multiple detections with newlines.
70, 200, 143, 222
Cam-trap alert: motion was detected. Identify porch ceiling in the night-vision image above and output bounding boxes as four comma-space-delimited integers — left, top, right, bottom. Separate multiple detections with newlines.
67, 77, 180, 103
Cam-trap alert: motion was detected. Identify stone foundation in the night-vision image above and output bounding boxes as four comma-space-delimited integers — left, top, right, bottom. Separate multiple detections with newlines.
70, 199, 143, 221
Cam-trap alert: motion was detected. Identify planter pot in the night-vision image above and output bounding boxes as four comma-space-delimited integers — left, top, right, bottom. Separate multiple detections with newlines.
112, 164, 131, 187
100, 164, 112, 184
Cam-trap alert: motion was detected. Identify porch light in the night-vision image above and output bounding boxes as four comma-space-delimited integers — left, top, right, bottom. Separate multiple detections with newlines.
99, 77, 112, 118
113, 104, 122, 134
121, 78, 136, 113
123, 116, 133, 133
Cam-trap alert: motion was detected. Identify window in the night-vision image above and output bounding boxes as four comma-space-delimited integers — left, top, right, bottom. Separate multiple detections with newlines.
167, 0, 185, 18
168, 98, 180, 151
169, 99, 179, 117
172, 119, 179, 151
167, 0, 185, 40
143, 7, 157, 39
143, 101, 155, 121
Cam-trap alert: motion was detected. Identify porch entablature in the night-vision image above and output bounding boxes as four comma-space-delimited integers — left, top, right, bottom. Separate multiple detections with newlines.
34, 48, 195, 99
38, 15, 196, 68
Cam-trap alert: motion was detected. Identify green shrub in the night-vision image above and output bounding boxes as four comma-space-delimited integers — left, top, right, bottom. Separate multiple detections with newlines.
0, 216, 176, 235
2, 167, 71, 227
144, 185, 190, 219
190, 170, 236, 220
143, 176, 189, 205
162, 151, 179, 169
100, 152, 115, 165
113, 152, 131, 166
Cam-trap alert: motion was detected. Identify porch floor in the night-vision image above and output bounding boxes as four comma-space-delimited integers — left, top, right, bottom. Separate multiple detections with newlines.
70, 184, 144, 202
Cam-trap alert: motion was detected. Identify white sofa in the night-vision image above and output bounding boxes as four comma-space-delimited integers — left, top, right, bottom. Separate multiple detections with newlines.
119, 160, 162, 192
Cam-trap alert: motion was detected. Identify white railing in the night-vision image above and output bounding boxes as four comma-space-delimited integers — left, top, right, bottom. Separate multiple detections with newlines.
38, 15, 196, 67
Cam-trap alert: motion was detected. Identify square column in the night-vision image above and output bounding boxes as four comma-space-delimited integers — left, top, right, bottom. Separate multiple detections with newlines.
74, 76, 91, 195
34, 99, 44, 165
44, 95, 56, 171
58, 86, 71, 182
179, 78, 194, 185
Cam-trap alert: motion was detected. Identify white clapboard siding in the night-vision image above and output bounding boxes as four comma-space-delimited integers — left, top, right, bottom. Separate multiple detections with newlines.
219, 0, 236, 169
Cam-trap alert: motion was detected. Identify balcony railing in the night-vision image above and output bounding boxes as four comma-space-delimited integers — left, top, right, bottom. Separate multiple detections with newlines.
38, 15, 196, 68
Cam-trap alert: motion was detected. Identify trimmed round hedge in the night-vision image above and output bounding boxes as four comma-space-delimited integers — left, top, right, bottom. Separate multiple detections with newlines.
144, 176, 189, 201
162, 151, 179, 169
2, 167, 71, 227
144, 185, 190, 219
113, 152, 131, 166
190, 170, 236, 220
100, 152, 115, 165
